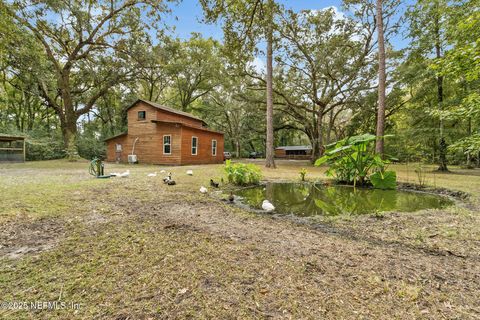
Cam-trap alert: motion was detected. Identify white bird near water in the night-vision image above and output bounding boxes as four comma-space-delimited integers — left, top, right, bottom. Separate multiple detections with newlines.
262, 200, 275, 212
186, 170, 193, 176
147, 172, 157, 177
119, 170, 130, 178
199, 186, 208, 194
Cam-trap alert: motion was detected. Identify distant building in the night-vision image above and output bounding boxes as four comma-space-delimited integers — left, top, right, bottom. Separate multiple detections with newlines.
274, 145, 312, 160
0, 134, 25, 162
105, 99, 224, 165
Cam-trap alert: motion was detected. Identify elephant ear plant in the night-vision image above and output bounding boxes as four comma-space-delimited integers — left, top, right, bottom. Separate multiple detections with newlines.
315, 134, 397, 189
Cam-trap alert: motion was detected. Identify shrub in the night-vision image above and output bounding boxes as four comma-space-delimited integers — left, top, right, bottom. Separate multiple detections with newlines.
315, 133, 397, 189
299, 168, 307, 181
224, 160, 262, 186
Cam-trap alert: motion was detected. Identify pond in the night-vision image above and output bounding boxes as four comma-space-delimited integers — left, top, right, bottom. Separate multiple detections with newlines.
234, 183, 454, 216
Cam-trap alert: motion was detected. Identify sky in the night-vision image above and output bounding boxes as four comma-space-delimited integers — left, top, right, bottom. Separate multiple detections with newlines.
163, 0, 410, 49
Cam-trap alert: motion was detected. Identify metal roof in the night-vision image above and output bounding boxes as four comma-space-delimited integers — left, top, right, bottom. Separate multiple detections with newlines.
275, 145, 312, 151
103, 132, 127, 141
0, 134, 25, 141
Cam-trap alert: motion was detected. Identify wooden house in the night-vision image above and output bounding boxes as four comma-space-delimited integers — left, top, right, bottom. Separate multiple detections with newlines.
105, 99, 224, 165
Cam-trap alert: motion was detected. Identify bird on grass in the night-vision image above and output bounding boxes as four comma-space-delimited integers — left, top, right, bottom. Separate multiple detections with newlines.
186, 170, 193, 176
200, 186, 208, 194
163, 172, 172, 183
228, 192, 234, 203
262, 200, 275, 212
167, 179, 176, 185
160, 169, 166, 174
119, 170, 130, 178
210, 179, 219, 188
147, 172, 157, 177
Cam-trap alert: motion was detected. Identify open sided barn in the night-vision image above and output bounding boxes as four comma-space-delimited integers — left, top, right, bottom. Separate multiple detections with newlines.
0, 134, 25, 162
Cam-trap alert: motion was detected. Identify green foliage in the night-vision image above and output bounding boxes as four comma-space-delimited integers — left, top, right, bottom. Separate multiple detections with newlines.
370, 171, 397, 190
414, 164, 427, 187
315, 134, 397, 188
299, 168, 307, 182
26, 139, 65, 161
224, 160, 262, 186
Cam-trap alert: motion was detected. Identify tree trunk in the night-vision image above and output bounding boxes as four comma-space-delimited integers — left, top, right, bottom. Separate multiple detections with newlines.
61, 117, 79, 161
375, 0, 386, 155
434, 13, 448, 171
264, 0, 276, 168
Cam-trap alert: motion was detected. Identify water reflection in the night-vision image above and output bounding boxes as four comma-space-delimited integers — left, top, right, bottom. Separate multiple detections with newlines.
235, 183, 453, 216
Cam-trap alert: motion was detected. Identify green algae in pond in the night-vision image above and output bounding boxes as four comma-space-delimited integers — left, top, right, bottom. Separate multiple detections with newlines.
234, 183, 453, 216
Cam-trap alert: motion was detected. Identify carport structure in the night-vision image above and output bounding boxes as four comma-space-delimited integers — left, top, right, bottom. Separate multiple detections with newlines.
0, 134, 26, 162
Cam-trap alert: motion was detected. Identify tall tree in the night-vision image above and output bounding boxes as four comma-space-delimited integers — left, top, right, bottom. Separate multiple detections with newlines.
264, 0, 276, 167
407, 0, 449, 170
201, 0, 279, 168
375, 0, 387, 154
1, 0, 170, 159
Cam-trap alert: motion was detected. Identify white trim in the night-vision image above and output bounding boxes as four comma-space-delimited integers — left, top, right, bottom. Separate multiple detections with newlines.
191, 136, 198, 155
163, 135, 172, 155
212, 139, 217, 156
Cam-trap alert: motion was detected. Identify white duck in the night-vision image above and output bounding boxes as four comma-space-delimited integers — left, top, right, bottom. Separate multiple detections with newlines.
199, 186, 208, 194
186, 170, 193, 176
147, 172, 157, 177
119, 170, 130, 178
262, 200, 275, 212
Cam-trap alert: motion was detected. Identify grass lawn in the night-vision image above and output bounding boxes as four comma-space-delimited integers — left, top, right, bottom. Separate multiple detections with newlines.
0, 159, 479, 319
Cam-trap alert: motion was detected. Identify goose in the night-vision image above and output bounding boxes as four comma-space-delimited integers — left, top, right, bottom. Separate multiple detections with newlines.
119, 170, 130, 178
262, 200, 275, 212
210, 179, 219, 188
147, 172, 157, 177
186, 170, 193, 176
199, 186, 208, 194
167, 179, 176, 185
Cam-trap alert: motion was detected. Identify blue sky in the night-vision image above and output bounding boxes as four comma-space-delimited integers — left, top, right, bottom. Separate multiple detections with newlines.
164, 0, 409, 49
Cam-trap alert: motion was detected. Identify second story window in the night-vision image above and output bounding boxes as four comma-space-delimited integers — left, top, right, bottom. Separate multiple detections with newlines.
163, 135, 171, 154
138, 111, 146, 120
192, 136, 198, 155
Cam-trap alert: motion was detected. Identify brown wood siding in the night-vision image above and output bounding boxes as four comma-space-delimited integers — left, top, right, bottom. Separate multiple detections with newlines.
106, 101, 224, 165
180, 126, 224, 165
274, 149, 286, 158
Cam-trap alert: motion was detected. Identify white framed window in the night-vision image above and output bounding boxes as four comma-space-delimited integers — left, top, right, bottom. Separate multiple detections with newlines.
212, 139, 217, 156
191, 136, 198, 155
115, 144, 122, 152
163, 135, 171, 155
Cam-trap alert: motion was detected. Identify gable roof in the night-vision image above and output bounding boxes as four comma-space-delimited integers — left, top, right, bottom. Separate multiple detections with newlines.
127, 99, 207, 126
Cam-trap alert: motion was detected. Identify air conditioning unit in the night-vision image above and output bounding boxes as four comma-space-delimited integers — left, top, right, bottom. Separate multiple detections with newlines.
128, 154, 138, 164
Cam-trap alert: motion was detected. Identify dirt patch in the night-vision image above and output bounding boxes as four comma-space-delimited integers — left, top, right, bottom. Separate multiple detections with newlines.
0, 217, 66, 260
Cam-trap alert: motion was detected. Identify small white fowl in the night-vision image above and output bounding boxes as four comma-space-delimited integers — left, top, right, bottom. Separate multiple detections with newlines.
186, 170, 193, 176
147, 172, 157, 177
199, 186, 208, 194
160, 170, 166, 174
262, 200, 275, 212
119, 170, 130, 178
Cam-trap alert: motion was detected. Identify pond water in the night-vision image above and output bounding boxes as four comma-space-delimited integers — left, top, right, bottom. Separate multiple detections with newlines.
234, 183, 453, 216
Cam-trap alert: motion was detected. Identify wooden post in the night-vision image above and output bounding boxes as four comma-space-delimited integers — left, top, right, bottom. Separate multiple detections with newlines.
23, 139, 26, 162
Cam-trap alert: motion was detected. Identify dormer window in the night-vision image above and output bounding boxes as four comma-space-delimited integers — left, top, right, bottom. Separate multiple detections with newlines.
138, 111, 146, 120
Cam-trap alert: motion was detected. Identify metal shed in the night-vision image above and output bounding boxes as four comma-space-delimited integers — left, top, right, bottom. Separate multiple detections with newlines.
0, 134, 26, 162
